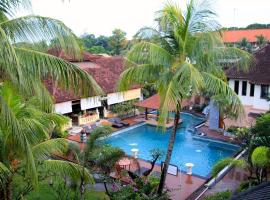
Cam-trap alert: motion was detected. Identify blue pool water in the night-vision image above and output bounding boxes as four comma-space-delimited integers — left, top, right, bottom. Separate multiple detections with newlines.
103, 113, 240, 177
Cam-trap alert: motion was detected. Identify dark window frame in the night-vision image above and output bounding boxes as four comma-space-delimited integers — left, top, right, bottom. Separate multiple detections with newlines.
261, 85, 269, 99
250, 83, 255, 97
242, 81, 247, 96
234, 80, 239, 94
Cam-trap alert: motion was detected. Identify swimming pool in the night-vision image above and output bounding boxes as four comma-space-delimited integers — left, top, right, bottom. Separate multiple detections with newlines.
103, 113, 240, 177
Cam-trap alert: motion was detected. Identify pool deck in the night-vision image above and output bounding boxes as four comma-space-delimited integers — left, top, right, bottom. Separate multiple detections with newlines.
66, 114, 241, 199
131, 159, 206, 200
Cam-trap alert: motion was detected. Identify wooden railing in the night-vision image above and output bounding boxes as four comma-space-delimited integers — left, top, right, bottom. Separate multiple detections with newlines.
78, 113, 99, 125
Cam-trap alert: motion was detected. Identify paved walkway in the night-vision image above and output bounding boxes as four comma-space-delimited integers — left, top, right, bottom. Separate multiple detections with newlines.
132, 159, 206, 200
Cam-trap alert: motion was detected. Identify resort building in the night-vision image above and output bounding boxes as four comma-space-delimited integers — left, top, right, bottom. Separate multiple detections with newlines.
226, 45, 270, 111
222, 29, 270, 45
46, 48, 141, 125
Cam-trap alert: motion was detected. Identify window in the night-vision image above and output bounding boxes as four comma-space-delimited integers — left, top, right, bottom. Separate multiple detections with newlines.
261, 85, 269, 99
250, 83, 255, 97
234, 80, 239, 94
242, 81, 247, 96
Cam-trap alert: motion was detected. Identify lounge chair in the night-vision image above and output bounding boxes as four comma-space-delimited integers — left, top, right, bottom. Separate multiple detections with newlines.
108, 118, 124, 128
112, 123, 124, 128
115, 117, 129, 126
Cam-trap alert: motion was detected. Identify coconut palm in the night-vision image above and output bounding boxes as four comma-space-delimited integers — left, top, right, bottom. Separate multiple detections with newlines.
0, 83, 93, 200
0, 0, 102, 111
67, 126, 125, 199
238, 38, 252, 52
0, 1, 101, 198
118, 0, 252, 194
256, 35, 268, 47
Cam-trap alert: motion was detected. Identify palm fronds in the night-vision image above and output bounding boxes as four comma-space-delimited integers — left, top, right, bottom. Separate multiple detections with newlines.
32, 138, 68, 160
42, 160, 94, 184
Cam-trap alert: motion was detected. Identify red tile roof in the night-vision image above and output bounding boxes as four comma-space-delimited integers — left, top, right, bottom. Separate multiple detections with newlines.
44, 79, 79, 103
47, 47, 102, 62
222, 29, 270, 43
134, 94, 190, 111
226, 44, 270, 85
46, 48, 139, 103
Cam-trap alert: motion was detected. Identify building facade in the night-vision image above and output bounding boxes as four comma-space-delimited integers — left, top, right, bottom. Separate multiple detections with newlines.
46, 48, 141, 125
226, 45, 270, 111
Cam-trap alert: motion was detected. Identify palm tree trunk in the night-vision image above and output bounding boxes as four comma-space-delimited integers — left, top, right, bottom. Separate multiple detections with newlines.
6, 176, 13, 200
157, 108, 180, 195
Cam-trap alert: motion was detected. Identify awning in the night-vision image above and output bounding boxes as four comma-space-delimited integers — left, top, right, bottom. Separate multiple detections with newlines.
54, 101, 72, 114
80, 96, 101, 110
134, 94, 190, 111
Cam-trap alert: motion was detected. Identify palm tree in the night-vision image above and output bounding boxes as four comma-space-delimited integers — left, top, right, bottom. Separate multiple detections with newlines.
238, 38, 253, 52
256, 34, 268, 47
0, 84, 93, 200
118, 0, 252, 194
0, 0, 102, 111
67, 126, 125, 199
0, 0, 102, 198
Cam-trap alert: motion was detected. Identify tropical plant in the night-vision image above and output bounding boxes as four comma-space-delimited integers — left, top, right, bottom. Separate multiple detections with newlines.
110, 100, 137, 118
211, 158, 247, 178
238, 38, 253, 52
251, 146, 270, 182
251, 113, 270, 137
212, 94, 239, 130
66, 126, 125, 199
0, 84, 93, 200
109, 176, 170, 200
256, 35, 268, 47
118, 0, 252, 194
0, 0, 102, 112
109, 29, 128, 55
0, 1, 102, 199
80, 33, 111, 54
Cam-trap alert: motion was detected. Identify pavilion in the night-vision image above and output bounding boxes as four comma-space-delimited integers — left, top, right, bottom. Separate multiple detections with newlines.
134, 94, 191, 128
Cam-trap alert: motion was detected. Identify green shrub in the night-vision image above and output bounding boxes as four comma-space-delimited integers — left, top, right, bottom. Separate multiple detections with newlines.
251, 113, 270, 137
237, 180, 258, 193
110, 100, 137, 118
204, 190, 232, 200
227, 126, 239, 133
251, 146, 270, 168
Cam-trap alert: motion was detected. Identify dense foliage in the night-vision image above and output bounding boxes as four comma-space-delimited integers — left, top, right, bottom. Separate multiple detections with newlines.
251, 114, 270, 137
80, 28, 129, 55
110, 100, 137, 118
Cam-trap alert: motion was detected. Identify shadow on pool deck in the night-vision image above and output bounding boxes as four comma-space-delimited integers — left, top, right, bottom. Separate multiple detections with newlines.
131, 159, 206, 200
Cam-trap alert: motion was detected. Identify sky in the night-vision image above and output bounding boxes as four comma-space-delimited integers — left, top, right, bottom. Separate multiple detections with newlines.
17, 0, 270, 38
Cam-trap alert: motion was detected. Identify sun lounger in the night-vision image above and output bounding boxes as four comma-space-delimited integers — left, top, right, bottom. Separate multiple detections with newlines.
115, 117, 129, 126
112, 123, 124, 128
108, 118, 125, 128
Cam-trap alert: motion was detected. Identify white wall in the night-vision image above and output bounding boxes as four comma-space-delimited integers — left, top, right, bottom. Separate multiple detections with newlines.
253, 85, 270, 110
107, 88, 141, 105
80, 96, 101, 110
54, 101, 72, 114
229, 79, 270, 110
